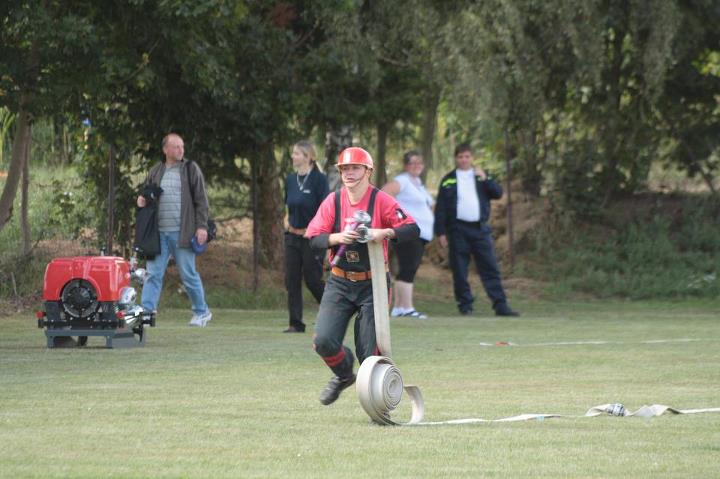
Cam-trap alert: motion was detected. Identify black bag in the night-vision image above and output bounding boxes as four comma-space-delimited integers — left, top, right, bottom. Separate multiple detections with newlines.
186, 160, 216, 243
133, 184, 163, 259
206, 218, 217, 242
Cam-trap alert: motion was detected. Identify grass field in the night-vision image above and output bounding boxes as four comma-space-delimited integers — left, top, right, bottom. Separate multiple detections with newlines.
1, 300, 719, 478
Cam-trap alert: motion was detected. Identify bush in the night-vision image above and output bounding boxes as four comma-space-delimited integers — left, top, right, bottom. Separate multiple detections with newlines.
0, 167, 95, 301
524, 194, 720, 299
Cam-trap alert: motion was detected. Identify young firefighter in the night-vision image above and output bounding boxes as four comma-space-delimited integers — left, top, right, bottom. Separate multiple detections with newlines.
305, 147, 420, 405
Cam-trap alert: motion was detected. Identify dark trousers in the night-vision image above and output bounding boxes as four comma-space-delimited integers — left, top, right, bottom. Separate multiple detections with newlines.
313, 274, 385, 378
284, 232, 325, 331
393, 237, 427, 283
448, 221, 507, 313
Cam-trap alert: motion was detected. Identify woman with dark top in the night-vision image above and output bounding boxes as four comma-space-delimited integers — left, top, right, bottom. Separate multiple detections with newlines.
283, 141, 329, 333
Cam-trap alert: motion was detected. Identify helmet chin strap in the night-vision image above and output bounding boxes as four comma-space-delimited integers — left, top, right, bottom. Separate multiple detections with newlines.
345, 179, 371, 202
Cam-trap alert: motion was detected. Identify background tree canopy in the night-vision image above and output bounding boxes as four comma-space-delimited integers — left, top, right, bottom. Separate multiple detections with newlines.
0, 0, 719, 289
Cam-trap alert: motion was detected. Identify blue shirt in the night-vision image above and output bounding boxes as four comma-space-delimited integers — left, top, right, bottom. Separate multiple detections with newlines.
285, 168, 329, 229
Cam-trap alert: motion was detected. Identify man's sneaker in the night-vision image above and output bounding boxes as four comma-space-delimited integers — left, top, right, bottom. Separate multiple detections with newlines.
283, 325, 305, 333
495, 304, 520, 317
319, 374, 356, 405
189, 310, 213, 327
402, 310, 428, 319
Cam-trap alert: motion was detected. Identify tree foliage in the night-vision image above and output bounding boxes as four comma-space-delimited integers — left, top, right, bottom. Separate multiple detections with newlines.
433, 0, 719, 216
1, 0, 719, 259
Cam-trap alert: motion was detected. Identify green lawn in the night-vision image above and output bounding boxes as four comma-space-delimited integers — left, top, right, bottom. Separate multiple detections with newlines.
1, 300, 719, 478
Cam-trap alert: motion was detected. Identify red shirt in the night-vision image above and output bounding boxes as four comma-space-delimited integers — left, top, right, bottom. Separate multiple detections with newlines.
305, 186, 416, 264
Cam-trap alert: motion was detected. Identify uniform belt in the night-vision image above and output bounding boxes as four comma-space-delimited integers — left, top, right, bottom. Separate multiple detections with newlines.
456, 219, 483, 226
287, 226, 306, 236
331, 266, 387, 282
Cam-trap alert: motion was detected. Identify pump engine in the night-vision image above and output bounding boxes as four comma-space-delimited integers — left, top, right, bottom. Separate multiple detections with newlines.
36, 256, 155, 348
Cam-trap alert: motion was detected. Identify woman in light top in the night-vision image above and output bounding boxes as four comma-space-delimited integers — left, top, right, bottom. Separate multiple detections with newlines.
382, 150, 434, 319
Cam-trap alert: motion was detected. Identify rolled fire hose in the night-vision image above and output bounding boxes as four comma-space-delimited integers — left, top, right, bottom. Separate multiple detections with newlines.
356, 242, 425, 425
356, 242, 720, 426
356, 355, 425, 425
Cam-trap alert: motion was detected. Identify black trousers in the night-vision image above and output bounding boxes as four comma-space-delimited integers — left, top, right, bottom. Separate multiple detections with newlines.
448, 221, 508, 313
393, 237, 427, 283
313, 273, 390, 378
284, 232, 325, 330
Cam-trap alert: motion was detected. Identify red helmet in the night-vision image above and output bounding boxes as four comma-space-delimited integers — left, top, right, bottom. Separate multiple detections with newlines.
337, 147, 374, 169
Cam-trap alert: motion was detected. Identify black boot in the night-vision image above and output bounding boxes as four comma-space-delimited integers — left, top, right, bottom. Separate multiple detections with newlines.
495, 302, 520, 317
319, 374, 356, 405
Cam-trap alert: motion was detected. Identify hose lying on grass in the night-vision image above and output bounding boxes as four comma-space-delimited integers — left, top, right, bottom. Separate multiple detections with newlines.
411, 404, 720, 426
359, 244, 720, 426
355, 351, 720, 426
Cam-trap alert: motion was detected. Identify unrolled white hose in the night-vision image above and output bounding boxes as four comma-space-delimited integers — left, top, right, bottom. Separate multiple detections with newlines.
358, 242, 720, 426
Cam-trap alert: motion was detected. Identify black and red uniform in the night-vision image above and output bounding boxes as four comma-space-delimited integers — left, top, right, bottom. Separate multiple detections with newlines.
305, 186, 419, 379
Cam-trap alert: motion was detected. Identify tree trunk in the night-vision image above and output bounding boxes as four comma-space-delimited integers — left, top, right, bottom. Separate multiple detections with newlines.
374, 122, 388, 187
504, 129, 515, 271
53, 115, 70, 166
520, 130, 542, 197
20, 126, 32, 255
106, 146, 115, 255
601, 12, 628, 206
699, 163, 717, 195
251, 153, 259, 291
419, 87, 440, 181
256, 142, 284, 268
0, 108, 15, 166
324, 125, 352, 192
0, 104, 31, 233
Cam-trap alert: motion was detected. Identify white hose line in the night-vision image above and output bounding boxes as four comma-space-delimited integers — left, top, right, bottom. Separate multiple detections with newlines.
586, 404, 720, 417
414, 404, 720, 426
478, 338, 720, 347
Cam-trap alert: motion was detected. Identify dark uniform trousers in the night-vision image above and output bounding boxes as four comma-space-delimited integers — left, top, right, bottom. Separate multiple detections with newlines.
284, 232, 325, 330
313, 273, 390, 378
448, 220, 507, 312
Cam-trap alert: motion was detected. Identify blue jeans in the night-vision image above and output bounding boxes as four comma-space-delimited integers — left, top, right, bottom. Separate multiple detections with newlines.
141, 231, 209, 314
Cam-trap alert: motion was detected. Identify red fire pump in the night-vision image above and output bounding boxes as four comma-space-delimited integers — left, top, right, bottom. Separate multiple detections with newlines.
36, 256, 155, 348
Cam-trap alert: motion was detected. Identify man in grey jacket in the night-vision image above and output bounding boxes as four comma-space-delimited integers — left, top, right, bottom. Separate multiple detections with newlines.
136, 133, 212, 327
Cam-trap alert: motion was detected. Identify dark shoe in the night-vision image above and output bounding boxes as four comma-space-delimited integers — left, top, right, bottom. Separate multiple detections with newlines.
283, 325, 305, 333
495, 304, 520, 317
459, 308, 474, 316
319, 374, 356, 405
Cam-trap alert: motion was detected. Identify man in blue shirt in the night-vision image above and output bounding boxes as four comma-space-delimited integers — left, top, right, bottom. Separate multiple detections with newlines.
434, 143, 519, 317
136, 133, 212, 327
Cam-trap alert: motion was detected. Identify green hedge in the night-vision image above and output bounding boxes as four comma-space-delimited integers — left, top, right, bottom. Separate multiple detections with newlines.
523, 194, 720, 299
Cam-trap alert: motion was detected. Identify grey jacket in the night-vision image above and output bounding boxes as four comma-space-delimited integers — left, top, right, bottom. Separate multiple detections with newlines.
145, 159, 209, 248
